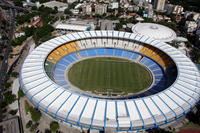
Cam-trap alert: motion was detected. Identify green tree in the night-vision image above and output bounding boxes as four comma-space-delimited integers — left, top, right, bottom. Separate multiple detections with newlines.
4, 91, 16, 104
64, 9, 73, 16
26, 120, 32, 128
95, 26, 100, 30
25, 101, 30, 114
9, 109, 18, 115
50, 121, 60, 132
33, 24, 54, 43
18, 89, 24, 99
24, 26, 35, 37
11, 72, 18, 77
30, 123, 39, 132
30, 108, 41, 122
4, 82, 11, 88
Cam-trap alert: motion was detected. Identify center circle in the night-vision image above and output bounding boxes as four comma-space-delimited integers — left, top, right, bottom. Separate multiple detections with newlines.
67, 57, 153, 94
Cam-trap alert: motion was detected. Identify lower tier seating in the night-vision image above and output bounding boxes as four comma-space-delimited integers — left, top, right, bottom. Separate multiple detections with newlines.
50, 48, 169, 98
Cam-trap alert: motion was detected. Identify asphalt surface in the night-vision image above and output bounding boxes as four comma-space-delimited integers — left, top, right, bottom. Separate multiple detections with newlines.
0, 0, 16, 123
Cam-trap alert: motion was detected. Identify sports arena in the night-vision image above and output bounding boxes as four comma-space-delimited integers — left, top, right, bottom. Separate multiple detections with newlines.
19, 30, 200, 132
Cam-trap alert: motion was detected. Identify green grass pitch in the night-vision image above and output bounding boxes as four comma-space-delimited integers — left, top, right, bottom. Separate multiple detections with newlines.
68, 57, 152, 93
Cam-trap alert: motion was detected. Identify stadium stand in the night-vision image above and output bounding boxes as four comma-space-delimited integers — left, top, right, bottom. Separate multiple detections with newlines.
20, 31, 200, 132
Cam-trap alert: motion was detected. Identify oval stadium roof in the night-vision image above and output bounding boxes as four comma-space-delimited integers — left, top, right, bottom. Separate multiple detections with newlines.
19, 30, 200, 132
132, 23, 177, 42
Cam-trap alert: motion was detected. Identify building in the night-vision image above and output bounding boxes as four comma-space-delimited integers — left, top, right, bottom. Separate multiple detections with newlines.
165, 4, 174, 14
67, 0, 77, 4
41, 1, 68, 12
154, 0, 165, 11
28, 16, 41, 28
55, 19, 95, 32
185, 21, 198, 33
55, 24, 91, 32
85, 4, 92, 15
109, 2, 119, 9
23, 0, 40, 8
148, 4, 154, 18
132, 23, 177, 42
15, 30, 25, 38
172, 5, 184, 14
95, 4, 107, 15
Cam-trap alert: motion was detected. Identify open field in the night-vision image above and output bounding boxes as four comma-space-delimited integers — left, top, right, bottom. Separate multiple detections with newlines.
68, 57, 152, 93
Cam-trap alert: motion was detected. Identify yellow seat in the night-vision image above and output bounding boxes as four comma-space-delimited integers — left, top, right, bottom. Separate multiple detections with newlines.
65, 43, 75, 53
56, 46, 68, 57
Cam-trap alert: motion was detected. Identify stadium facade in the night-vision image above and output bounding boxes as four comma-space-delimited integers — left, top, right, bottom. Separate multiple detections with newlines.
19, 30, 200, 132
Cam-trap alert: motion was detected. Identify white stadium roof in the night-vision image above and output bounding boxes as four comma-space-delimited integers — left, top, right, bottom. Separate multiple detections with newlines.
132, 23, 177, 42
55, 24, 90, 31
19, 30, 200, 132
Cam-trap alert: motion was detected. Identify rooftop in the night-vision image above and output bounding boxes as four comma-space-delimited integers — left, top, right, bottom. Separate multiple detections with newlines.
132, 23, 177, 42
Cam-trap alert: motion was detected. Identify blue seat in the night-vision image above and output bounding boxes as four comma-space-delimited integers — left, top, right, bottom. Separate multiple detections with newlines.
123, 51, 132, 58
63, 55, 75, 63
79, 50, 88, 58
55, 81, 68, 86
70, 53, 79, 60
96, 48, 105, 55
132, 53, 140, 60
54, 74, 65, 81
105, 48, 114, 55
54, 69, 64, 75
55, 64, 66, 71
57, 59, 70, 66
115, 49, 123, 56
153, 70, 163, 75
140, 57, 149, 64
143, 59, 155, 66
87, 49, 96, 56
149, 64, 162, 71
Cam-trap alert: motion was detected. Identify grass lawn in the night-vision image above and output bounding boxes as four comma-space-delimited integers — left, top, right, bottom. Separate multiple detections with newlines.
68, 57, 152, 93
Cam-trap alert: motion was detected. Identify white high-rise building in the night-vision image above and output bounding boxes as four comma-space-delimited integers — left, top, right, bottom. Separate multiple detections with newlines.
154, 0, 165, 11
67, 0, 77, 4
95, 4, 107, 15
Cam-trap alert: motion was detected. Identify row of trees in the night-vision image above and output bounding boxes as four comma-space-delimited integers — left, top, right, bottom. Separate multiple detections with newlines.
25, 100, 60, 132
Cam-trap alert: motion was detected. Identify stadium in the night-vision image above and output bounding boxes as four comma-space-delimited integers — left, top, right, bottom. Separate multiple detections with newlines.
19, 30, 200, 132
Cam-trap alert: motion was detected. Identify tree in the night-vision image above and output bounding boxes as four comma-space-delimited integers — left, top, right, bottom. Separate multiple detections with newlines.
24, 26, 35, 37
33, 24, 54, 43
107, 8, 114, 13
26, 120, 32, 128
9, 109, 18, 115
30, 108, 41, 122
4, 82, 11, 88
30, 123, 39, 132
95, 26, 100, 30
64, 9, 72, 16
25, 101, 30, 114
50, 121, 60, 132
13, 0, 23, 7
11, 72, 18, 77
18, 89, 24, 99
4, 91, 16, 104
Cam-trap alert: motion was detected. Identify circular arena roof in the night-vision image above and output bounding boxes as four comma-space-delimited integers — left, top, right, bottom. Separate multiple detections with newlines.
19, 31, 200, 132
132, 23, 177, 42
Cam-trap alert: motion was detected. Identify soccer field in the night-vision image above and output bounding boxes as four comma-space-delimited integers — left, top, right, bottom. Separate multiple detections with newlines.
68, 57, 152, 93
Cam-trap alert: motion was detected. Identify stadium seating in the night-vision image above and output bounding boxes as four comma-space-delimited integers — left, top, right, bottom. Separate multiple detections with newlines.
96, 48, 105, 55
105, 48, 114, 56
114, 49, 123, 56
87, 49, 97, 56
46, 37, 173, 99
122, 50, 133, 59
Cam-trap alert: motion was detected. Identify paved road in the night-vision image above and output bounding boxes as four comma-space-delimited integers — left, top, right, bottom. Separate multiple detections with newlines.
0, 0, 16, 123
